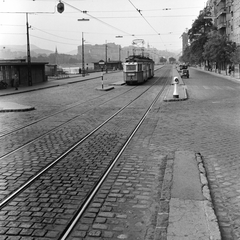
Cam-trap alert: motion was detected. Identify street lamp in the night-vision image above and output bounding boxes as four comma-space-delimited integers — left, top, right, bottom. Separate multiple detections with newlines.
105, 40, 108, 73
77, 19, 89, 77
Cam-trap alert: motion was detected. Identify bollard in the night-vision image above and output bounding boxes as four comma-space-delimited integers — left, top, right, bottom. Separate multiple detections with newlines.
173, 77, 179, 98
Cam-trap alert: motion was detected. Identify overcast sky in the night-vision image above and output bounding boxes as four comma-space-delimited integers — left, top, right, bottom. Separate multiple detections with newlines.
0, 0, 206, 54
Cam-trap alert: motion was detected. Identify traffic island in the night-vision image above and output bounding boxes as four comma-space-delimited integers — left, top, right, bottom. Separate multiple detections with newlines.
167, 151, 221, 240
0, 102, 35, 112
163, 84, 188, 102
155, 151, 221, 240
95, 86, 115, 91
164, 66, 188, 102
109, 81, 126, 86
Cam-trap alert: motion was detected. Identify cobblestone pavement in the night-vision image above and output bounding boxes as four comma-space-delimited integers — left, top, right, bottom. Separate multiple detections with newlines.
2, 66, 239, 239
0, 67, 171, 239
0, 72, 124, 135
65, 67, 240, 239
150, 68, 240, 239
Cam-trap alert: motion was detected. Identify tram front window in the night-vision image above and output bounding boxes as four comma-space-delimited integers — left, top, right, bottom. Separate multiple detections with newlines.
126, 65, 136, 71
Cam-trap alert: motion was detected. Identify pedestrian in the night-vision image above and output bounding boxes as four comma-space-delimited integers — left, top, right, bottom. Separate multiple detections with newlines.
232, 64, 235, 76
14, 72, 19, 90
228, 65, 232, 76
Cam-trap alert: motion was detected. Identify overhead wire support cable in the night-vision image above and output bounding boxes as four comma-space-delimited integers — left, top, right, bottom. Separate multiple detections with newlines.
127, 0, 167, 50
61, 0, 135, 37
31, 26, 80, 42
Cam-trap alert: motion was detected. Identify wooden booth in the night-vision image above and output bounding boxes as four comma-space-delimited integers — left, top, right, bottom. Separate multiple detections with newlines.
0, 59, 48, 88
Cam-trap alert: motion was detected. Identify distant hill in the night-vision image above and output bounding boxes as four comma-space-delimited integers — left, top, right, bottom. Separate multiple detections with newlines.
0, 44, 54, 59
0, 44, 178, 63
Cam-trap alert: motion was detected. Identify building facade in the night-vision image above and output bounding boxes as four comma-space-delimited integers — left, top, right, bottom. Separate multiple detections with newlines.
207, 0, 240, 44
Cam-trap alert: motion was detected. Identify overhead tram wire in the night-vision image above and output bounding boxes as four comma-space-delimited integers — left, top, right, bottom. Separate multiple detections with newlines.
127, 0, 167, 50
61, 0, 135, 37
30, 34, 79, 46
31, 26, 81, 42
87, 6, 203, 13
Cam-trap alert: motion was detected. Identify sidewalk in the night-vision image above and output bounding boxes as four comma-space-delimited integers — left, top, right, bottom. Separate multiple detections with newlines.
193, 66, 240, 84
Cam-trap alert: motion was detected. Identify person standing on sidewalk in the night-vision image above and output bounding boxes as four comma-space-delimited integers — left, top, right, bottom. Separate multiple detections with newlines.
14, 72, 19, 90
228, 65, 232, 76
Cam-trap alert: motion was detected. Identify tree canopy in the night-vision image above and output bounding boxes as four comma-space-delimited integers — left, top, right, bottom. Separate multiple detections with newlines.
180, 6, 237, 67
203, 31, 236, 65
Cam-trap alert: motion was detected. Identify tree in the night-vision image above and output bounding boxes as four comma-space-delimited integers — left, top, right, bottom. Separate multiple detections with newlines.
159, 57, 167, 63
187, 6, 216, 64
231, 45, 240, 64
203, 31, 236, 69
169, 57, 176, 63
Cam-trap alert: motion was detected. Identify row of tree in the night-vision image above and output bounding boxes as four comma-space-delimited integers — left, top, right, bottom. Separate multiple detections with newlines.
180, 7, 240, 69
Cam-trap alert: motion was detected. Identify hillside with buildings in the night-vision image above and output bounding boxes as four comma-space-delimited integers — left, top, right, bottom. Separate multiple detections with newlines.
1, 43, 178, 65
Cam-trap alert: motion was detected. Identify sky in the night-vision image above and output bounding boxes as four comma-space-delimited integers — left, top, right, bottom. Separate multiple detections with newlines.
0, 0, 207, 54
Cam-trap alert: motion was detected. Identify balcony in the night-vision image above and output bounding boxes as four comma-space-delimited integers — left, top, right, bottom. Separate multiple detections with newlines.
218, 21, 227, 29
216, 0, 226, 6
216, 7, 227, 18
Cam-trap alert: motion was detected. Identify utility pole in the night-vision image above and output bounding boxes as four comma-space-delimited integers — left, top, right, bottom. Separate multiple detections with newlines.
26, 13, 32, 86
77, 19, 89, 76
82, 32, 85, 77
119, 45, 121, 70
105, 41, 108, 73
119, 45, 121, 62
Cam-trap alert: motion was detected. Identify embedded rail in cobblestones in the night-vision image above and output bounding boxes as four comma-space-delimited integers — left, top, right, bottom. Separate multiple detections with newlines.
0, 68, 170, 239
0, 86, 141, 160
60, 76, 169, 240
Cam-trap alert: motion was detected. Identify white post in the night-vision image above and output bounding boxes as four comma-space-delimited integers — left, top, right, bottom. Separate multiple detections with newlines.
173, 77, 179, 98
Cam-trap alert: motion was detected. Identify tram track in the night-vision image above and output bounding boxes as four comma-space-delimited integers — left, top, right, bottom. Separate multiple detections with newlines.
0, 72, 168, 207
0, 67, 170, 239
0, 68, 164, 158
0, 85, 136, 139
0, 85, 138, 159
61, 72, 169, 240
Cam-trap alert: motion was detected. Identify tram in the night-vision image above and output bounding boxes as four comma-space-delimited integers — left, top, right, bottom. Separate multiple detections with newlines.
122, 55, 154, 84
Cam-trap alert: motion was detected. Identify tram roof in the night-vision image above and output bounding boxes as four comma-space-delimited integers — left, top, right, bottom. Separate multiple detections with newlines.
125, 55, 154, 63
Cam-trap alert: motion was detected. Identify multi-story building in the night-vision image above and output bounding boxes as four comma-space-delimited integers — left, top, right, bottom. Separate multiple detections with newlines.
233, 0, 240, 44
207, 0, 238, 43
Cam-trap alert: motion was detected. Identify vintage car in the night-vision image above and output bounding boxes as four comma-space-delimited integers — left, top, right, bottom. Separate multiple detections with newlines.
180, 65, 189, 78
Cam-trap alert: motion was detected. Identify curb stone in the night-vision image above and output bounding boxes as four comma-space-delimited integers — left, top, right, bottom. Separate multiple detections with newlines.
195, 153, 222, 240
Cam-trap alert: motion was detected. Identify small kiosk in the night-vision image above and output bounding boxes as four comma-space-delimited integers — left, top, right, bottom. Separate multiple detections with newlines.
0, 59, 48, 88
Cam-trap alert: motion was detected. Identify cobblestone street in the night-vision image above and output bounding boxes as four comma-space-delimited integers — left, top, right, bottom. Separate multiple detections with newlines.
0, 67, 240, 239
148, 69, 240, 239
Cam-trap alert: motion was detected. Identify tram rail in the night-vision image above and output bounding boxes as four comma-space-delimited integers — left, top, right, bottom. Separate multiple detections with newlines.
0, 67, 170, 239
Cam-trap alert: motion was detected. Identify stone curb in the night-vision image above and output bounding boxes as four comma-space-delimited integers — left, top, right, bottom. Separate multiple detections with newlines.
163, 85, 188, 102
0, 107, 35, 113
195, 153, 222, 240
163, 66, 188, 102
0, 76, 101, 97
154, 154, 174, 239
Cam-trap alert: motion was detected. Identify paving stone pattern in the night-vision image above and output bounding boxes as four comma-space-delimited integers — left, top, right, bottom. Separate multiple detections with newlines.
0, 75, 169, 239
66, 77, 240, 239
0, 84, 156, 202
